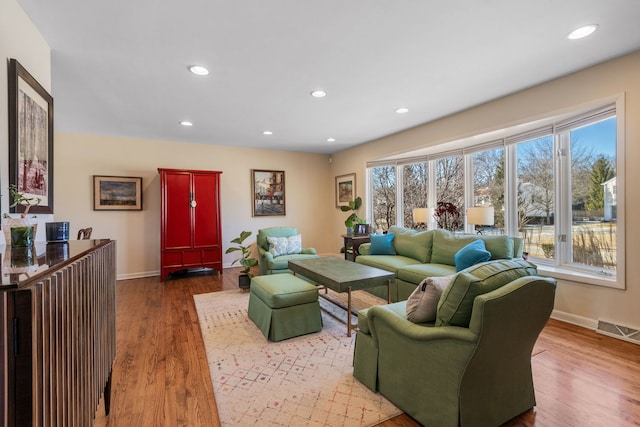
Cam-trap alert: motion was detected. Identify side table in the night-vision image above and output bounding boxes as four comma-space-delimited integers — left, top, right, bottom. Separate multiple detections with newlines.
342, 234, 371, 261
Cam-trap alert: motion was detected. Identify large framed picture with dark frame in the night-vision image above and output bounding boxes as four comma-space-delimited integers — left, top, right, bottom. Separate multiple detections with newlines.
8, 58, 54, 214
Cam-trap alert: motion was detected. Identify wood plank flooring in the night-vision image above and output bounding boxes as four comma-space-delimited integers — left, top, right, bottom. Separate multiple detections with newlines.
93, 269, 640, 426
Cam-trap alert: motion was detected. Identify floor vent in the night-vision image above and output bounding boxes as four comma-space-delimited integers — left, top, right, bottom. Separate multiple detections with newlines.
597, 320, 640, 346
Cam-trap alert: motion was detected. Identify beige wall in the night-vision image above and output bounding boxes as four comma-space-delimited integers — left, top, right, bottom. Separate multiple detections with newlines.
0, 0, 51, 228
332, 51, 640, 330
4, 0, 639, 331
55, 133, 332, 278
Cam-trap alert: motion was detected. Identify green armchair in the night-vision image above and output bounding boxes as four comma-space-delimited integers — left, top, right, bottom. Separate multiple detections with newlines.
353, 275, 556, 427
257, 227, 319, 275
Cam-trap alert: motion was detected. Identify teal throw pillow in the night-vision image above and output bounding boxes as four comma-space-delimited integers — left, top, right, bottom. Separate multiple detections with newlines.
454, 239, 491, 271
369, 233, 396, 255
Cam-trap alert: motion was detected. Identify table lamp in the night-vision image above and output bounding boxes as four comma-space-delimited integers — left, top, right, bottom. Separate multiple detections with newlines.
413, 207, 434, 230
467, 206, 495, 234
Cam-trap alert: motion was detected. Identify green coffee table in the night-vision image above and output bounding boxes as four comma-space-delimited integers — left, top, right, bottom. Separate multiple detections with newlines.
288, 257, 394, 336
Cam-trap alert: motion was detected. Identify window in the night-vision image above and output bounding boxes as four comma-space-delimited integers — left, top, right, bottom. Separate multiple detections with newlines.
516, 136, 555, 259
471, 147, 504, 234
402, 162, 428, 228
567, 117, 617, 271
370, 165, 396, 231
366, 99, 623, 288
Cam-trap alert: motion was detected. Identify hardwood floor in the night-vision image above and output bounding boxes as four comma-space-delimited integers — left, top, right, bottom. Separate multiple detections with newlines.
94, 269, 640, 426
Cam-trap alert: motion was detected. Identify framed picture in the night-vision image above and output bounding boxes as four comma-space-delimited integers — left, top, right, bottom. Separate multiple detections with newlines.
335, 173, 356, 207
93, 176, 143, 211
8, 58, 54, 214
252, 169, 285, 216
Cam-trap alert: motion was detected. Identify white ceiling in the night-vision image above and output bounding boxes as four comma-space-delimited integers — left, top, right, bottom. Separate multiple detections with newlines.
15, 0, 640, 154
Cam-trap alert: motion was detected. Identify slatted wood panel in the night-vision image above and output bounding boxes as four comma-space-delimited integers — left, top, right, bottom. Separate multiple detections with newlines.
1, 240, 116, 426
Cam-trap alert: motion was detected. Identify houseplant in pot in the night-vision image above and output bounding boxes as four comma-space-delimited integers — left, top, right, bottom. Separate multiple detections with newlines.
340, 196, 365, 235
225, 230, 258, 289
2, 184, 41, 245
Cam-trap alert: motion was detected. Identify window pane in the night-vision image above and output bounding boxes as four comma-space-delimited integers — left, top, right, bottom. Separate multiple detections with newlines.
403, 162, 428, 228
371, 166, 396, 231
517, 136, 555, 259
472, 148, 504, 235
435, 156, 464, 231
570, 117, 617, 270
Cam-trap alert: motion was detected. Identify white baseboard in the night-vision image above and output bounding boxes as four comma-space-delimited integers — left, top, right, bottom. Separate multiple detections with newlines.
117, 270, 159, 281
550, 309, 598, 330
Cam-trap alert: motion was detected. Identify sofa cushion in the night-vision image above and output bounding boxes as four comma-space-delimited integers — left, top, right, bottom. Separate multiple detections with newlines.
267, 234, 302, 257
454, 240, 491, 271
436, 259, 538, 327
356, 255, 421, 274
479, 235, 515, 260
396, 263, 457, 285
388, 226, 434, 263
406, 275, 455, 323
369, 233, 396, 255
430, 229, 478, 266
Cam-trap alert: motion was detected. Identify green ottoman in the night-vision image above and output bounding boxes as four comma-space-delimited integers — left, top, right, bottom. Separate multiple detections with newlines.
248, 274, 323, 341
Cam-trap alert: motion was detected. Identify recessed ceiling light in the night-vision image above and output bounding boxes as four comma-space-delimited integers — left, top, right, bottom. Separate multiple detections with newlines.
567, 24, 599, 40
180, 120, 193, 126
188, 65, 209, 76
395, 107, 409, 114
263, 130, 273, 135
327, 137, 336, 142
311, 90, 327, 98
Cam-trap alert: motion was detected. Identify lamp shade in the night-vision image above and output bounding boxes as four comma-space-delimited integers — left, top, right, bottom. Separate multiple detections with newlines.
467, 206, 495, 226
413, 208, 434, 224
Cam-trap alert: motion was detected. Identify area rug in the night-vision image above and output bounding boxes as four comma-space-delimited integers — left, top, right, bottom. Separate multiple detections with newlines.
193, 289, 401, 427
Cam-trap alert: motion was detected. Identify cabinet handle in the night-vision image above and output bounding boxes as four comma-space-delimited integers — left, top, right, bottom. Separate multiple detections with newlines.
190, 192, 197, 208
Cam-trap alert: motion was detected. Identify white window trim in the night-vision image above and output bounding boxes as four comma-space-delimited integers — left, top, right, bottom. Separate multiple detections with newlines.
366, 94, 625, 289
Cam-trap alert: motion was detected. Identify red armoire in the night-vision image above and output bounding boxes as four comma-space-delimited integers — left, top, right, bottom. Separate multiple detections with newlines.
158, 168, 223, 281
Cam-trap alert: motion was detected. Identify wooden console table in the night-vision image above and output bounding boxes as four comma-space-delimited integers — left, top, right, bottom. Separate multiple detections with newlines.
1, 239, 116, 426
342, 234, 371, 261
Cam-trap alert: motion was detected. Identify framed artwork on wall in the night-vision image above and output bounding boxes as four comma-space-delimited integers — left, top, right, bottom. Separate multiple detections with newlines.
93, 175, 143, 211
252, 169, 286, 216
8, 58, 54, 214
335, 173, 356, 207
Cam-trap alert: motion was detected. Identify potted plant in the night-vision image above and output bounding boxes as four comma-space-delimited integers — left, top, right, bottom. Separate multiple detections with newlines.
2, 184, 41, 245
340, 196, 365, 235
225, 230, 258, 289
433, 201, 462, 232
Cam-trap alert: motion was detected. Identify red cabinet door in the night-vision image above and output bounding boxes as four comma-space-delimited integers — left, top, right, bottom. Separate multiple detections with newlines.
163, 171, 192, 249
193, 173, 220, 248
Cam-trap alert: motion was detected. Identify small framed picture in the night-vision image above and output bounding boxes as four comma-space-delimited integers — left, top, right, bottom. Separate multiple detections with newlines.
93, 175, 143, 211
335, 173, 356, 208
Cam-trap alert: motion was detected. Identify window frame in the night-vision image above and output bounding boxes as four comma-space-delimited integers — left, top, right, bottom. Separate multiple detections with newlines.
366, 95, 625, 289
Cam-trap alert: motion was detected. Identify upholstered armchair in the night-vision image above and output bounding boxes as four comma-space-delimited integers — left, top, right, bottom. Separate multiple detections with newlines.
354, 275, 556, 427
257, 227, 319, 275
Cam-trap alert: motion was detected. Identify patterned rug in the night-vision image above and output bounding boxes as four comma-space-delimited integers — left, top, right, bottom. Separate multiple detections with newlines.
193, 289, 401, 427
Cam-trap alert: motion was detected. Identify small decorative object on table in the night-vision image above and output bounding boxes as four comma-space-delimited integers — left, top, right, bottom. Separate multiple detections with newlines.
2, 184, 42, 245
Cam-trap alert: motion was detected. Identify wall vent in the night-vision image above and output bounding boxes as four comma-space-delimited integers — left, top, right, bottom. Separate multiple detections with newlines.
597, 320, 640, 346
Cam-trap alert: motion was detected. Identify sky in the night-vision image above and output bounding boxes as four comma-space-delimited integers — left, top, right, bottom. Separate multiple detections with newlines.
571, 117, 616, 158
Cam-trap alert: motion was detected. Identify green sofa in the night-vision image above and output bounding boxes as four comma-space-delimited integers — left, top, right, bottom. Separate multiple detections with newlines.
356, 226, 524, 302
353, 268, 556, 427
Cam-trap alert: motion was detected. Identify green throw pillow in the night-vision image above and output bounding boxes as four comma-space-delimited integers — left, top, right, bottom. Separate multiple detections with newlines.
436, 259, 538, 327
369, 233, 396, 255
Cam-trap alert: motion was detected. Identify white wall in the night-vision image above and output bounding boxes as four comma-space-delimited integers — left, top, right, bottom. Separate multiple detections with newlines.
0, 0, 51, 231
331, 51, 640, 331
54, 133, 332, 279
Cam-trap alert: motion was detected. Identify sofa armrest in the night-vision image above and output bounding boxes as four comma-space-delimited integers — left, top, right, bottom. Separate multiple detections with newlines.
358, 243, 371, 255
367, 304, 478, 346
301, 247, 317, 255
258, 246, 273, 261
